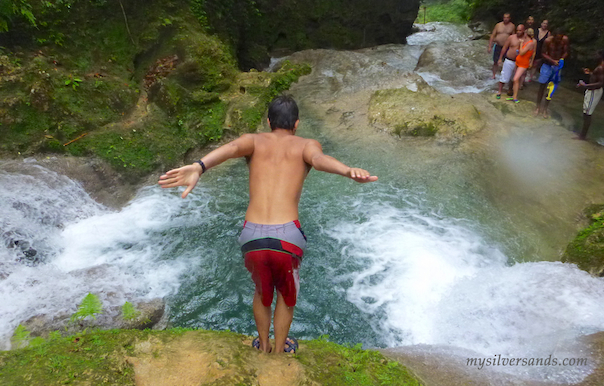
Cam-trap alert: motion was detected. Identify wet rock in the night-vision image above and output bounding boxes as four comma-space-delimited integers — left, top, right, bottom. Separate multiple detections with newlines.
562, 204, 604, 277
368, 85, 486, 143
18, 298, 167, 341
415, 40, 493, 91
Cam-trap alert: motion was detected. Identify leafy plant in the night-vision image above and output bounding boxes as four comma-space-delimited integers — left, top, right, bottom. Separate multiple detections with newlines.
65, 76, 83, 90
70, 293, 103, 322
121, 301, 141, 321
0, 0, 36, 32
12, 324, 31, 348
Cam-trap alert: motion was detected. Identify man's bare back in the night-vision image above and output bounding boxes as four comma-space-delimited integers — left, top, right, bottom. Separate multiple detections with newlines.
158, 95, 377, 355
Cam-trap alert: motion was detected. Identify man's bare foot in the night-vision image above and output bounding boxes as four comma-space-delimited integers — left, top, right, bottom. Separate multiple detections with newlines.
542, 110, 550, 119
533, 108, 540, 116
572, 135, 586, 140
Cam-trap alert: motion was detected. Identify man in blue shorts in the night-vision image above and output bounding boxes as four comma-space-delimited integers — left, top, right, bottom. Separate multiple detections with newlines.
159, 95, 378, 354
534, 28, 569, 118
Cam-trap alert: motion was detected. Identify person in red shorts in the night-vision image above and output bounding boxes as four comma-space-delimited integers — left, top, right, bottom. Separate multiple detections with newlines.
159, 95, 378, 354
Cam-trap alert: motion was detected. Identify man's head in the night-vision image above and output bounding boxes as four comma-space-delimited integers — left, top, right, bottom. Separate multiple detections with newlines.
516, 24, 525, 38
268, 95, 299, 131
541, 20, 549, 30
553, 28, 565, 42
526, 16, 534, 26
503, 13, 511, 24
598, 50, 604, 64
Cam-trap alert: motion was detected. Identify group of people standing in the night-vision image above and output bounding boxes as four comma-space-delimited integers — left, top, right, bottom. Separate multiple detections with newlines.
488, 13, 603, 140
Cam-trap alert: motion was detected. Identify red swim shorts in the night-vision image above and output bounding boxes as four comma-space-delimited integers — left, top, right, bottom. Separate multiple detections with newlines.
238, 220, 307, 307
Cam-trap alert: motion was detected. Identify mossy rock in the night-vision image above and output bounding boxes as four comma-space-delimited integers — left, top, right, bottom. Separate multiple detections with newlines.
561, 204, 604, 277
369, 85, 485, 142
0, 1, 310, 179
0, 329, 422, 386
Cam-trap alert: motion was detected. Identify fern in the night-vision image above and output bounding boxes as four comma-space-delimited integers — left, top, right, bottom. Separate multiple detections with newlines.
121, 301, 141, 321
70, 293, 103, 322
12, 324, 31, 348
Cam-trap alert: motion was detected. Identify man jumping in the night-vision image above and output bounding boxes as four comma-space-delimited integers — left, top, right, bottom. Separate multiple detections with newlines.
158, 95, 378, 354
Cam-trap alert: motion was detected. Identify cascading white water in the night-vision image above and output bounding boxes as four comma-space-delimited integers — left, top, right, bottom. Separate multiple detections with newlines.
1, 22, 602, 385
327, 202, 604, 383
0, 161, 209, 350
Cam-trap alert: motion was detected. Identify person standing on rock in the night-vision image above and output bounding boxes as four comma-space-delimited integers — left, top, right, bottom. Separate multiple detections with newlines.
534, 28, 569, 118
575, 51, 604, 140
158, 95, 378, 354
511, 28, 536, 103
496, 24, 525, 99
529, 20, 550, 81
488, 13, 515, 79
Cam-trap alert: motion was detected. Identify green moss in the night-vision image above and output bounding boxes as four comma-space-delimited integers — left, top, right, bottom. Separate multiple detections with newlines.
0, 329, 141, 385
296, 337, 421, 386
562, 204, 604, 276
229, 61, 311, 133
0, 329, 421, 386
416, 0, 472, 24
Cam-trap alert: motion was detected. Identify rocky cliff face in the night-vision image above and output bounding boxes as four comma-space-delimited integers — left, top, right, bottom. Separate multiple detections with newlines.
201, 0, 421, 70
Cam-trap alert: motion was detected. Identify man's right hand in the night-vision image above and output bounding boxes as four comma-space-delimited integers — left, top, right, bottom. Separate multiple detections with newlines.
348, 168, 378, 183
158, 164, 202, 198
488, 45, 492, 53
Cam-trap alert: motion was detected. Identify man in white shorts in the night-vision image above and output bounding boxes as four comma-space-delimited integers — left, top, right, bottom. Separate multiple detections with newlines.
576, 51, 604, 140
497, 24, 525, 99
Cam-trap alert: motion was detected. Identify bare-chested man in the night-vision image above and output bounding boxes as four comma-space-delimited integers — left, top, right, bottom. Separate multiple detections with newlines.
158, 95, 377, 354
496, 24, 525, 99
576, 51, 604, 140
488, 13, 515, 79
534, 28, 569, 118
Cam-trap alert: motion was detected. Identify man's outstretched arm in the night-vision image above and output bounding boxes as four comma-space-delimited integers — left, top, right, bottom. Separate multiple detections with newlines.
158, 134, 255, 198
303, 139, 378, 183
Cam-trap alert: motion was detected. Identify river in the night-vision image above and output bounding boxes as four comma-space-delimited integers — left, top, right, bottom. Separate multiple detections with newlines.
2, 22, 604, 384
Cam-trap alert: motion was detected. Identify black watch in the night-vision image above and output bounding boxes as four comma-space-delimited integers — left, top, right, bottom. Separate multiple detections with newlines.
194, 160, 207, 174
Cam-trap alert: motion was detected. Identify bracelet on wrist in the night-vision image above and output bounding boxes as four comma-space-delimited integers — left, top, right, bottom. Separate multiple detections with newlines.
194, 160, 207, 174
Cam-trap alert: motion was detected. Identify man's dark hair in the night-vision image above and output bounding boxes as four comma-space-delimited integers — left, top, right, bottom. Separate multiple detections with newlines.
553, 28, 565, 36
268, 95, 299, 130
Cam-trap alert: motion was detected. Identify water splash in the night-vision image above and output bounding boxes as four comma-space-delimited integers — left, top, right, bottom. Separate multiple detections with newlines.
328, 202, 604, 382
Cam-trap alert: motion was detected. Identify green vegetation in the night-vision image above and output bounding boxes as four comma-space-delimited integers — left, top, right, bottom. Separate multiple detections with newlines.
416, 0, 472, 24
0, 0, 311, 179
562, 204, 604, 276
0, 329, 421, 386
121, 302, 141, 321
70, 293, 103, 322
296, 336, 421, 385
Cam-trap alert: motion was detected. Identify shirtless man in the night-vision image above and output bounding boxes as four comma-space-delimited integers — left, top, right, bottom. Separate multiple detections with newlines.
576, 51, 604, 140
158, 95, 377, 354
488, 13, 515, 79
534, 28, 569, 118
496, 24, 525, 99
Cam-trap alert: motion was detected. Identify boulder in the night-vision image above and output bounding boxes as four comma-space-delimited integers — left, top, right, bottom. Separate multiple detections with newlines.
368, 83, 486, 144
562, 204, 604, 277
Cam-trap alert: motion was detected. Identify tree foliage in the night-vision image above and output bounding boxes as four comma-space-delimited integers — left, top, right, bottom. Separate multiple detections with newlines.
0, 0, 36, 32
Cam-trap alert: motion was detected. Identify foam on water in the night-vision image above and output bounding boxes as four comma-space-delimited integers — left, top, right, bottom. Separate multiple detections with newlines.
327, 202, 604, 382
0, 161, 208, 349
407, 22, 475, 46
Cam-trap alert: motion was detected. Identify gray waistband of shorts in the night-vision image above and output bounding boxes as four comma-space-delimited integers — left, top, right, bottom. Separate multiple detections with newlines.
238, 220, 307, 251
